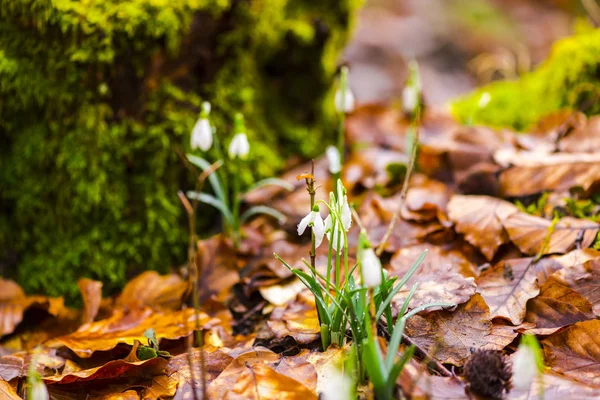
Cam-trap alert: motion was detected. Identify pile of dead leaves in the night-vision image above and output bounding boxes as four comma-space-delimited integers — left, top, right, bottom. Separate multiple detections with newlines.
2, 108, 600, 399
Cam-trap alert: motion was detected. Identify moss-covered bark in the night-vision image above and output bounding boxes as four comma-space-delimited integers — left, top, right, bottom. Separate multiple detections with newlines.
451, 27, 600, 131
0, 0, 362, 302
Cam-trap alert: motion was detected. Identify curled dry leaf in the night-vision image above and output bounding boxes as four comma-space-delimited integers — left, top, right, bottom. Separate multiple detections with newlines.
524, 278, 594, 335
507, 372, 600, 400
389, 242, 480, 278
401, 175, 452, 223
447, 195, 518, 261
542, 320, 600, 386
342, 147, 408, 190
405, 294, 521, 366
78, 278, 103, 324
0, 348, 65, 381
0, 380, 20, 400
503, 214, 599, 256
116, 271, 188, 312
553, 258, 600, 315
558, 115, 600, 153
476, 257, 540, 324
47, 308, 217, 358
195, 234, 241, 305
535, 249, 600, 285
267, 291, 321, 345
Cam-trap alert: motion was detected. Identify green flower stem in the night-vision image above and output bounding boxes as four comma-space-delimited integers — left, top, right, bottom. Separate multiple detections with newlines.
232, 158, 241, 249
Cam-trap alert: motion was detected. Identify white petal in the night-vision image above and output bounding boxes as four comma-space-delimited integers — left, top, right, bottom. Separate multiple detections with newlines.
360, 248, 382, 288
229, 133, 249, 159
297, 213, 311, 236
326, 146, 341, 174
402, 85, 418, 114
512, 346, 537, 389
334, 88, 355, 113
320, 364, 353, 400
30, 380, 49, 400
191, 118, 213, 151
478, 92, 491, 109
341, 196, 352, 231
313, 214, 325, 248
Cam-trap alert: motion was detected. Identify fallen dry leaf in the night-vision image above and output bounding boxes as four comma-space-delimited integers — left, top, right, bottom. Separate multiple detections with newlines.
405, 294, 521, 365
78, 278, 103, 324
195, 235, 241, 305
503, 214, 599, 256
524, 278, 594, 335
476, 257, 540, 324
507, 372, 600, 399
0, 380, 20, 400
116, 271, 188, 311
447, 195, 518, 261
552, 258, 600, 316
267, 291, 321, 345
542, 320, 600, 386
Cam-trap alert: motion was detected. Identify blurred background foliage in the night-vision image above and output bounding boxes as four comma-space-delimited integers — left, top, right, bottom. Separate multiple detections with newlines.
0, 0, 361, 303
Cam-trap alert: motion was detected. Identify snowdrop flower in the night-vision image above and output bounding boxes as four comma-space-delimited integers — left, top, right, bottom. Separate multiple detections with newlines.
298, 205, 325, 248
340, 195, 352, 231
478, 92, 491, 109
402, 85, 419, 114
324, 214, 345, 252
30, 380, 49, 400
360, 247, 382, 288
320, 364, 353, 400
228, 133, 249, 159
326, 146, 341, 174
512, 341, 538, 389
190, 102, 213, 151
334, 87, 355, 113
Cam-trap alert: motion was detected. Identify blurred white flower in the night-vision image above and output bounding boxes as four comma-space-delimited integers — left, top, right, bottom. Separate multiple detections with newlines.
402, 85, 419, 114
334, 87, 355, 113
512, 343, 537, 390
359, 247, 382, 288
340, 195, 352, 231
326, 146, 341, 174
228, 133, 249, 159
298, 207, 325, 248
478, 92, 491, 109
30, 380, 49, 400
320, 364, 353, 400
190, 118, 212, 151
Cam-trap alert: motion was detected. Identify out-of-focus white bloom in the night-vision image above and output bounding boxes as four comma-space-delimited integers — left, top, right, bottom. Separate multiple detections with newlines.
478, 92, 491, 109
326, 146, 341, 174
30, 380, 49, 400
334, 87, 355, 113
320, 364, 353, 400
402, 85, 419, 114
228, 133, 249, 159
512, 343, 537, 389
359, 247, 382, 288
340, 195, 352, 231
190, 118, 213, 151
298, 207, 325, 248
324, 214, 345, 252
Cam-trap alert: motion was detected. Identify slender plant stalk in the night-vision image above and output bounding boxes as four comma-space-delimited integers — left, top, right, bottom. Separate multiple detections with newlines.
376, 108, 421, 256
232, 158, 241, 249
182, 306, 199, 400
304, 160, 317, 270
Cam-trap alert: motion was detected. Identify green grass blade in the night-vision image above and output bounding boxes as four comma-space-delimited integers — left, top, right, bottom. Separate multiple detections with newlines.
240, 205, 286, 224
186, 154, 226, 202
186, 191, 233, 224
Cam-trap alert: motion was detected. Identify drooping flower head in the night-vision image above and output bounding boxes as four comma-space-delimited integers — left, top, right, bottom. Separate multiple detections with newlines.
326, 146, 341, 174
324, 181, 353, 252
191, 101, 213, 151
402, 60, 421, 115
334, 65, 355, 114
512, 334, 544, 390
358, 230, 382, 288
228, 113, 250, 159
298, 205, 325, 248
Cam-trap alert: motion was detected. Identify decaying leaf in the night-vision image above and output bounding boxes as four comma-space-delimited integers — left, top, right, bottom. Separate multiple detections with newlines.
78, 278, 103, 324
553, 258, 600, 316
0, 380, 20, 400
116, 272, 189, 312
389, 242, 480, 278
476, 257, 540, 324
405, 294, 521, 365
524, 278, 594, 335
447, 195, 518, 261
195, 235, 242, 305
542, 320, 600, 386
267, 291, 321, 345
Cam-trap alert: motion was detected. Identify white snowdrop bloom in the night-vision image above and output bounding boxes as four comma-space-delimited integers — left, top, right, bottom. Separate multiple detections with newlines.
228, 133, 250, 159
359, 247, 382, 288
478, 92, 491, 109
326, 146, 341, 174
297, 207, 325, 248
402, 85, 419, 114
320, 364, 353, 400
324, 214, 345, 252
190, 118, 213, 151
512, 344, 537, 390
340, 195, 352, 231
30, 380, 49, 400
334, 87, 355, 113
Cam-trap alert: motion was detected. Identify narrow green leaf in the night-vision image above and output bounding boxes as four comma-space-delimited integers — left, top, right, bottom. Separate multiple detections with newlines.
240, 205, 286, 224
187, 191, 233, 224
386, 345, 416, 395
247, 178, 294, 193
186, 154, 226, 202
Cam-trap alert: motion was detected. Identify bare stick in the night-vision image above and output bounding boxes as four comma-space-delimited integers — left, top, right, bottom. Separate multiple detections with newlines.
375, 109, 421, 256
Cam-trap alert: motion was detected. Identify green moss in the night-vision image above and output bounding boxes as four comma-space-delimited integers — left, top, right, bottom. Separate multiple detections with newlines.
0, 0, 362, 303
451, 28, 600, 131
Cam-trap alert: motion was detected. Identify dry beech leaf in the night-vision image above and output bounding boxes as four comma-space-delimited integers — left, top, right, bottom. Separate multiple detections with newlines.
499, 161, 600, 197
116, 271, 188, 311
78, 278, 103, 324
542, 320, 600, 386
0, 380, 20, 400
0, 348, 65, 381
535, 249, 600, 285
553, 258, 600, 316
447, 195, 518, 261
524, 278, 594, 335
476, 257, 540, 324
503, 214, 599, 256
389, 243, 480, 278
169, 346, 234, 399
343, 147, 408, 190
139, 375, 178, 399
97, 390, 141, 400
401, 175, 452, 223
405, 294, 521, 365
391, 271, 476, 314
558, 115, 600, 153
267, 291, 321, 344
48, 308, 217, 358
259, 280, 306, 307
507, 372, 600, 400
195, 235, 241, 305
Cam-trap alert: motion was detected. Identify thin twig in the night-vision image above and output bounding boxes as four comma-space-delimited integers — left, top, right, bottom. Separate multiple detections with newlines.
375, 109, 421, 256
183, 306, 199, 400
